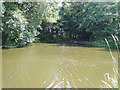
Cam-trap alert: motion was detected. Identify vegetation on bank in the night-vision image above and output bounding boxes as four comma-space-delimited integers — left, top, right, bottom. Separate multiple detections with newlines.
1, 2, 120, 49
1, 1, 119, 88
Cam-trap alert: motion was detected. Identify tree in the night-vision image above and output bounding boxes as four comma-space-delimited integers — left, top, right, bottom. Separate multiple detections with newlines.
59, 2, 118, 42
2, 2, 60, 48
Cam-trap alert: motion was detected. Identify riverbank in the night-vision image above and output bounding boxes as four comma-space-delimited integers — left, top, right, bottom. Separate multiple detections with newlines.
2, 40, 119, 51
34, 39, 119, 49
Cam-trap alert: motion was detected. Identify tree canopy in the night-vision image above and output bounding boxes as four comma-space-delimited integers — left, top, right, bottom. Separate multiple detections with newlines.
1, 1, 119, 48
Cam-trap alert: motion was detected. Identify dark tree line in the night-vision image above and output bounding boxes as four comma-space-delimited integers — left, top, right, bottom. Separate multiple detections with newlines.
1, 2, 119, 48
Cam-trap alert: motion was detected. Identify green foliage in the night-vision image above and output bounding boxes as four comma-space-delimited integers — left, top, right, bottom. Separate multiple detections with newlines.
59, 2, 118, 42
2, 2, 60, 48
0, 2, 4, 48
88, 40, 107, 47
1, 2, 119, 49
2, 2, 31, 48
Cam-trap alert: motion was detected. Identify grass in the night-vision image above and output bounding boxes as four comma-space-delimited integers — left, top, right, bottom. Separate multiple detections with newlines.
100, 34, 119, 88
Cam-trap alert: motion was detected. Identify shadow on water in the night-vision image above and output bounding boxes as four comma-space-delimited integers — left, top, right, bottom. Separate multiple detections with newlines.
2, 43, 33, 50
38, 42, 119, 53
40, 42, 99, 47
3, 42, 118, 52
97, 48, 119, 52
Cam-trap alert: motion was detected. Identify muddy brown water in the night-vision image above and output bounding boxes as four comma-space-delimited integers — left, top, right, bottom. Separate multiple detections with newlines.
2, 43, 118, 88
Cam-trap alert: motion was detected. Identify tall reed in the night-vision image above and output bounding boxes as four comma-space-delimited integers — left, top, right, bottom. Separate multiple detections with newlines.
101, 34, 119, 88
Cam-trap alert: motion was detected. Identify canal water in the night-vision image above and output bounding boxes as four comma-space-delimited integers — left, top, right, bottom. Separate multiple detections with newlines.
2, 43, 118, 88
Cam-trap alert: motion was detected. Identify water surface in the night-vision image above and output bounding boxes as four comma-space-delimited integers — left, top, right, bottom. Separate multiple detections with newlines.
2, 43, 118, 88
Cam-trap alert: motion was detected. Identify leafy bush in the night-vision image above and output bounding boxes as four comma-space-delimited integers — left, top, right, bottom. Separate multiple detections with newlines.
2, 3, 33, 48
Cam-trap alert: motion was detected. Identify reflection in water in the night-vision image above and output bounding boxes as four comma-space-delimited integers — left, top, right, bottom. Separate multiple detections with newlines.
2, 43, 118, 88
